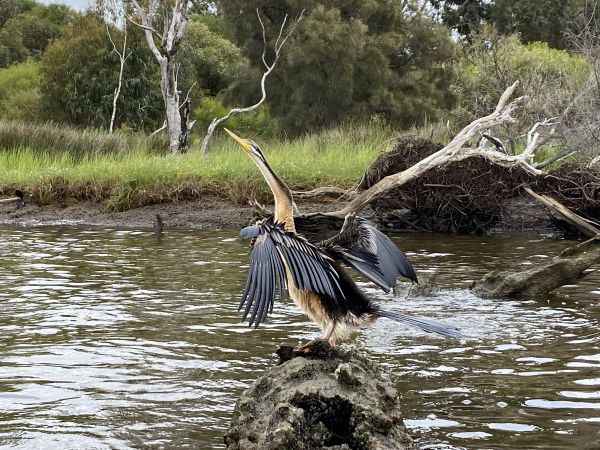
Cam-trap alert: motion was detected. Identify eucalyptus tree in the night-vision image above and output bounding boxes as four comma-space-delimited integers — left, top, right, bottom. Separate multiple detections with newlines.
40, 13, 162, 129
126, 0, 195, 153
220, 0, 456, 133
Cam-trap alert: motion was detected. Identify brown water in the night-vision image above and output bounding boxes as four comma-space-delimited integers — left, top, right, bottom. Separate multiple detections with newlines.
0, 226, 599, 449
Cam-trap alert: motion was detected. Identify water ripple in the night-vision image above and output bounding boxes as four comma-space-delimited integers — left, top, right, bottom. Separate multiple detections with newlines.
0, 227, 599, 449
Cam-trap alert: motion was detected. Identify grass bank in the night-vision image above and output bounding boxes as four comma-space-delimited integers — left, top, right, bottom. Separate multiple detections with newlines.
0, 121, 398, 211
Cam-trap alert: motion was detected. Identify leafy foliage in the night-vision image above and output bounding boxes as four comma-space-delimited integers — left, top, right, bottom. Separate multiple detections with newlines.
0, 1, 69, 67
427, 0, 489, 36
0, 61, 40, 120
490, 0, 588, 49
179, 18, 248, 100
220, 0, 456, 134
39, 14, 162, 130
452, 27, 591, 149
192, 96, 277, 138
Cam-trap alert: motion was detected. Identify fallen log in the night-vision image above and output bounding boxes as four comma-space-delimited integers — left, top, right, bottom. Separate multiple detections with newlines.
291, 186, 352, 200
470, 236, 600, 298
224, 341, 415, 450
299, 82, 530, 221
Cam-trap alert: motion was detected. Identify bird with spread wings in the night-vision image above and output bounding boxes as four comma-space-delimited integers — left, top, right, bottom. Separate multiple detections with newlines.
225, 128, 462, 348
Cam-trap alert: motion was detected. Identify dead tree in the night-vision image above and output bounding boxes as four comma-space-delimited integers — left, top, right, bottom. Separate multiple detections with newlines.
294, 81, 595, 237
301, 82, 535, 220
106, 23, 132, 134
128, 0, 192, 153
200, 9, 304, 154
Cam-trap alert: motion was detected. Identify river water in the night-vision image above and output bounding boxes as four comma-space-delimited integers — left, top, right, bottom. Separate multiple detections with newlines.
0, 226, 598, 449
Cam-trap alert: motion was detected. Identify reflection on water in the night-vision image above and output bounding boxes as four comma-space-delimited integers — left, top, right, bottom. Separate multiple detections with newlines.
0, 226, 598, 449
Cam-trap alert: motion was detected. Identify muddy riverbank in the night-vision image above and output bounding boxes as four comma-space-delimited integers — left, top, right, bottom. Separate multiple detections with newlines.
0, 196, 566, 235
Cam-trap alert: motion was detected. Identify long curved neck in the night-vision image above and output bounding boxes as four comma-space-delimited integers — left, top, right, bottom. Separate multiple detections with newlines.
256, 160, 295, 232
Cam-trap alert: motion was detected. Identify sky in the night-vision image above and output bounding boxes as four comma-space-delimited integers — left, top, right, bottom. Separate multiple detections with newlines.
40, 0, 92, 11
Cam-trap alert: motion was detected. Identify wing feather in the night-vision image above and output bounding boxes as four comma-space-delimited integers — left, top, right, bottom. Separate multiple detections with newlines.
239, 220, 345, 327
320, 213, 418, 292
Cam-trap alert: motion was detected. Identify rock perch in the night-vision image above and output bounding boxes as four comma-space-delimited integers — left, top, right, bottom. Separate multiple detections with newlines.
224, 341, 415, 450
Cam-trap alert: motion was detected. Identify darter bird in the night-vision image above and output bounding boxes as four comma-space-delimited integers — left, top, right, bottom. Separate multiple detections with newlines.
225, 128, 461, 347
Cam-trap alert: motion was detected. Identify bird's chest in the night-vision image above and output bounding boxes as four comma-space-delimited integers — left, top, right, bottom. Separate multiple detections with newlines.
285, 268, 331, 329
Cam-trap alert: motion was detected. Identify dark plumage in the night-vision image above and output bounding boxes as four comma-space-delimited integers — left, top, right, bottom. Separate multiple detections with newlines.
15, 190, 26, 209
319, 213, 418, 292
226, 128, 462, 346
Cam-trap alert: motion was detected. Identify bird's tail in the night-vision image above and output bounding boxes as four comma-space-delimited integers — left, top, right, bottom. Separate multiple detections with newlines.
375, 309, 463, 339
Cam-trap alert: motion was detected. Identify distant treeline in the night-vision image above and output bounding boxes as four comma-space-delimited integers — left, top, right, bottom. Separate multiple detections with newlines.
0, 0, 596, 143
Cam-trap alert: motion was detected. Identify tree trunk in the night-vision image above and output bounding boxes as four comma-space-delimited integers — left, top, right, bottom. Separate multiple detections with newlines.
129, 0, 191, 154
161, 57, 184, 153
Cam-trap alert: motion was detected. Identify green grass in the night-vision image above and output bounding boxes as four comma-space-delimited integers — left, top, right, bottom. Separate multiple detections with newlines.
0, 122, 389, 210
0, 119, 167, 156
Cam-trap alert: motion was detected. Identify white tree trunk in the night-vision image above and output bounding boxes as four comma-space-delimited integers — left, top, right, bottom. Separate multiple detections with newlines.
161, 58, 183, 152
129, 0, 191, 153
107, 24, 130, 134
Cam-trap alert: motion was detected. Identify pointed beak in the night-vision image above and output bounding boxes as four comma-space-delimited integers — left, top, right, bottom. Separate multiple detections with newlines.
224, 128, 251, 153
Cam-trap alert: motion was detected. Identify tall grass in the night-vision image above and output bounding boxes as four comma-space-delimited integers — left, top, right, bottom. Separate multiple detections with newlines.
0, 120, 167, 156
0, 121, 392, 210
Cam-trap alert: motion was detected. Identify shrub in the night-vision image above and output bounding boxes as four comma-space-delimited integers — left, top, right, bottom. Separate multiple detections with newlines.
0, 60, 40, 120
452, 27, 591, 152
193, 96, 278, 139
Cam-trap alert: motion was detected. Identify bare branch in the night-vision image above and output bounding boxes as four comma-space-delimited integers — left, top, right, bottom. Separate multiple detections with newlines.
126, 15, 162, 40
200, 10, 305, 154
525, 187, 600, 237
519, 117, 558, 162
306, 82, 530, 218
150, 121, 167, 136
534, 147, 576, 169
257, 8, 268, 69
275, 9, 304, 55
181, 81, 197, 108
273, 14, 288, 54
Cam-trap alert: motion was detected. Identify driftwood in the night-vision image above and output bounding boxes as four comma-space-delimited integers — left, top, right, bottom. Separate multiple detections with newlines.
0, 197, 18, 204
471, 192, 599, 297
291, 186, 351, 200
300, 82, 532, 221
471, 236, 600, 298
524, 187, 600, 237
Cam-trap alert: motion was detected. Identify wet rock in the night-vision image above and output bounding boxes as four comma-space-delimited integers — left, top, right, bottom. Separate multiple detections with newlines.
224, 341, 415, 450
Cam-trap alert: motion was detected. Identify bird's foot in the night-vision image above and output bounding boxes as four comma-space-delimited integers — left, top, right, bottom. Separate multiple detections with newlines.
296, 338, 335, 355
296, 339, 319, 353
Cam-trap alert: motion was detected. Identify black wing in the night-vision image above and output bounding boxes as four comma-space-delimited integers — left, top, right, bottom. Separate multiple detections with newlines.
320, 213, 418, 292
240, 220, 345, 327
